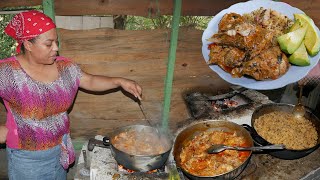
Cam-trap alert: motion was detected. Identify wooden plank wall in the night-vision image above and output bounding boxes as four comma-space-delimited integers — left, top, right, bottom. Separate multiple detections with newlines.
1, 0, 320, 139
59, 28, 230, 138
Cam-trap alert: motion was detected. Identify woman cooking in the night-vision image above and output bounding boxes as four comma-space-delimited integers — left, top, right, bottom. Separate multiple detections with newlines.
0, 10, 142, 179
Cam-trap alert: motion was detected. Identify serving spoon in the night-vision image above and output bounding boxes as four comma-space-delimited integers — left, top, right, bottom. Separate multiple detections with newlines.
207, 144, 285, 154
293, 84, 306, 118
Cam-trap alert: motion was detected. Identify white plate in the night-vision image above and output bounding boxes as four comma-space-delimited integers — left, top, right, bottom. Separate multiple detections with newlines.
202, 0, 320, 90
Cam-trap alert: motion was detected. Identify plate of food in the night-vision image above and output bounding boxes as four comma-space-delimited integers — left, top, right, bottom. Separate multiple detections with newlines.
202, 0, 320, 90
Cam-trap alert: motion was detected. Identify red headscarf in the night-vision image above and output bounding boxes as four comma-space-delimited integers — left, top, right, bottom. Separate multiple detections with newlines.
4, 10, 56, 54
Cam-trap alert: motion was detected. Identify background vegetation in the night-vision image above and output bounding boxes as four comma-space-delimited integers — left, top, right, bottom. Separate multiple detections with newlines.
0, 14, 15, 59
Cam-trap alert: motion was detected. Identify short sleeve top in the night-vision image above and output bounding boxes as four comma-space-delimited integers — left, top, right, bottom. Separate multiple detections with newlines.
0, 56, 82, 150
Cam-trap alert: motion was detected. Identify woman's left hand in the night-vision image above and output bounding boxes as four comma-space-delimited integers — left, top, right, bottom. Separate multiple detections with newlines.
119, 78, 142, 100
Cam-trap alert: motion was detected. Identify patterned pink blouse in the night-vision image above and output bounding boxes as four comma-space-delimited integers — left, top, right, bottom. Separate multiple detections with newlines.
1, 56, 81, 151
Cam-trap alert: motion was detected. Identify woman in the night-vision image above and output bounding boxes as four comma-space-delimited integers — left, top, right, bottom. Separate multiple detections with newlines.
0, 10, 142, 179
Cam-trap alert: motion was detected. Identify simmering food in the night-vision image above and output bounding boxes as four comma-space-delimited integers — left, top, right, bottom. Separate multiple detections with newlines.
112, 128, 170, 155
180, 131, 250, 176
254, 111, 318, 150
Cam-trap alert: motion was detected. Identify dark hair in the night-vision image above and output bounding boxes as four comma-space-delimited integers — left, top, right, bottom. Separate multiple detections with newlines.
20, 37, 38, 54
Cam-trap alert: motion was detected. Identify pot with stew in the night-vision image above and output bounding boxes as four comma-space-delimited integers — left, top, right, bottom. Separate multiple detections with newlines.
173, 120, 253, 179
88, 125, 172, 172
244, 103, 320, 160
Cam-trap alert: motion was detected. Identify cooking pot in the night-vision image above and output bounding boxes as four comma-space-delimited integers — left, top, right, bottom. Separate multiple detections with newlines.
88, 125, 172, 172
173, 120, 253, 180
244, 103, 320, 160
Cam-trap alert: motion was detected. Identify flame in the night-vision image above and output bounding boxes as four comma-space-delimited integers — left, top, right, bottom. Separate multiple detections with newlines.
118, 164, 158, 174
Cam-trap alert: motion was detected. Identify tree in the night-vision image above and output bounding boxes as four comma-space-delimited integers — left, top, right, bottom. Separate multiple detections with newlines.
125, 15, 212, 30
0, 14, 15, 59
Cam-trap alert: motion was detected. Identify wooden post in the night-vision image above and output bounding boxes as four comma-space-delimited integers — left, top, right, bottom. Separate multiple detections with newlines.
42, 0, 55, 22
161, 0, 182, 131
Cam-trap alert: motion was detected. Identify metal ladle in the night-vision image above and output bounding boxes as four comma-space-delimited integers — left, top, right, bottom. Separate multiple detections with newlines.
207, 144, 285, 154
137, 100, 153, 127
293, 84, 306, 118
137, 100, 162, 136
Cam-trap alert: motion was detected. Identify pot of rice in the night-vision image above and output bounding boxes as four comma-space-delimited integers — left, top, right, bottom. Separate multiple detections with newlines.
246, 103, 320, 160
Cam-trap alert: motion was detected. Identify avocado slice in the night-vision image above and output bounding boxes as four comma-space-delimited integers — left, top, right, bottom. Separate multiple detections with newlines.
288, 40, 310, 66
288, 20, 304, 32
277, 26, 308, 54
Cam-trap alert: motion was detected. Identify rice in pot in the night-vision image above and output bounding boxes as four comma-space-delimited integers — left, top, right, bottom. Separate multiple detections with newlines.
254, 111, 318, 150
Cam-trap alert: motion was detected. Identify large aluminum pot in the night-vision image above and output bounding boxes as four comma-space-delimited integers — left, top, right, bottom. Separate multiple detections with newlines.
246, 103, 320, 160
89, 125, 172, 172
173, 120, 253, 180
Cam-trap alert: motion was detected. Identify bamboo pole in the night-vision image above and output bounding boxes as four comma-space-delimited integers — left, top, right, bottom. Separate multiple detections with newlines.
42, 0, 55, 22
161, 0, 182, 131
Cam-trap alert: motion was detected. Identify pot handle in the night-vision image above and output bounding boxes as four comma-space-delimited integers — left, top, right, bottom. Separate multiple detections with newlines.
242, 124, 270, 146
102, 136, 111, 146
87, 137, 110, 151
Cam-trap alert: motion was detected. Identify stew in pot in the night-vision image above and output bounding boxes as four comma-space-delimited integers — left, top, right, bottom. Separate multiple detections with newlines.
112, 128, 170, 156
179, 130, 250, 176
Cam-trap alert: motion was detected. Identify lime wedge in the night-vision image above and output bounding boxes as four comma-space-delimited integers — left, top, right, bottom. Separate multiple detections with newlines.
289, 40, 310, 66
277, 26, 307, 54
294, 13, 320, 56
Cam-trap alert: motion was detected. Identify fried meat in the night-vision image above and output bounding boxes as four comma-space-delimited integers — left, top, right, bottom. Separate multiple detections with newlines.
207, 11, 291, 80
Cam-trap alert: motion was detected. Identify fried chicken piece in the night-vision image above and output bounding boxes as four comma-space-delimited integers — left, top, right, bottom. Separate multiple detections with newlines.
208, 44, 246, 77
218, 13, 245, 33
237, 46, 290, 80
208, 13, 275, 59
208, 26, 274, 59
207, 12, 290, 80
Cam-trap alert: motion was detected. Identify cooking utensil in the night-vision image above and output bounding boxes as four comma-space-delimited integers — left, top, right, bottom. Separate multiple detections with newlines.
207, 144, 285, 154
173, 120, 253, 180
246, 103, 320, 160
88, 125, 172, 172
293, 84, 306, 118
137, 100, 153, 126
137, 100, 162, 135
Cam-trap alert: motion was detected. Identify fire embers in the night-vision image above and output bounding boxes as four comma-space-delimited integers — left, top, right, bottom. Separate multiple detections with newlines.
184, 91, 253, 119
118, 164, 164, 174
211, 98, 239, 112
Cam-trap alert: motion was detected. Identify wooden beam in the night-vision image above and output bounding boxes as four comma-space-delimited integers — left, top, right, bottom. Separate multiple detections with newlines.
0, 0, 246, 16
1, 0, 319, 23
0, 0, 42, 8
53, 0, 248, 16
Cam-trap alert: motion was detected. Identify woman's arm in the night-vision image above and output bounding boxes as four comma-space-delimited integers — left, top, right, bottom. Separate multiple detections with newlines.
0, 126, 8, 144
79, 71, 142, 100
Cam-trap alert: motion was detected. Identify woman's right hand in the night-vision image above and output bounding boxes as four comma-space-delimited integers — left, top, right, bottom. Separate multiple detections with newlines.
0, 126, 8, 143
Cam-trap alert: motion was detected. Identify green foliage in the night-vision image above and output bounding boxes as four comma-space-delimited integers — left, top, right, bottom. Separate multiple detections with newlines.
125, 15, 212, 30
0, 14, 16, 59
0, 6, 42, 59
